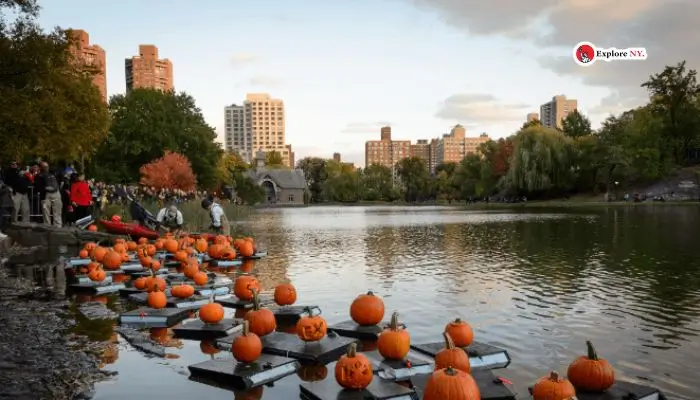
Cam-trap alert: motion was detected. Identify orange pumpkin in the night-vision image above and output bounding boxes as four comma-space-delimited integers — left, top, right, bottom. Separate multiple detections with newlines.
171, 284, 195, 299
531, 372, 576, 400
138, 237, 149, 245
147, 288, 168, 309
87, 224, 97, 232
194, 239, 208, 253
133, 277, 148, 290
350, 291, 385, 326
200, 339, 221, 355
298, 364, 328, 382
183, 258, 199, 278
567, 341, 615, 392
120, 252, 130, 262
91, 247, 108, 263
174, 250, 188, 262
220, 247, 237, 260
232, 321, 262, 363
150, 260, 161, 272
113, 243, 127, 253
199, 299, 225, 324
78, 249, 89, 259
245, 289, 276, 336
334, 343, 373, 389
208, 244, 224, 259
296, 309, 327, 342
102, 250, 123, 270
435, 332, 471, 373
83, 242, 97, 252
145, 275, 167, 292
164, 239, 179, 253
126, 241, 137, 251
214, 235, 228, 245
238, 240, 255, 257
273, 283, 297, 306
240, 260, 255, 273
377, 312, 410, 361
445, 318, 474, 348
234, 275, 261, 301
140, 256, 153, 267
193, 271, 208, 286
423, 367, 480, 400
88, 266, 106, 282
86, 261, 100, 272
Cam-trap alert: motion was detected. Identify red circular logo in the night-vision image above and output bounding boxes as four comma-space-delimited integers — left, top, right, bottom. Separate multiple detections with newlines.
576, 44, 595, 64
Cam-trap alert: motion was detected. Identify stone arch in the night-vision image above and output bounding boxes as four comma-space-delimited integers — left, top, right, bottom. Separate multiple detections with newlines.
260, 178, 277, 204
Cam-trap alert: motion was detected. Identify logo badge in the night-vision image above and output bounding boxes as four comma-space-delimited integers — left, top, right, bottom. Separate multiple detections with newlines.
573, 41, 647, 67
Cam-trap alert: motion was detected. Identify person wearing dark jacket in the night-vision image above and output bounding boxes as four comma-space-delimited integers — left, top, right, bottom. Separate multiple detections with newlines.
34, 162, 62, 226
3, 161, 30, 222
70, 174, 92, 221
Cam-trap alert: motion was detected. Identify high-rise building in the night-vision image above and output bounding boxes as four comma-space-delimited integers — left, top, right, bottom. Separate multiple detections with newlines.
527, 112, 539, 122
332, 153, 341, 163
429, 138, 438, 174
364, 126, 411, 171
434, 125, 490, 165
410, 139, 431, 172
125, 45, 173, 92
225, 93, 291, 167
539, 95, 577, 129
67, 29, 106, 102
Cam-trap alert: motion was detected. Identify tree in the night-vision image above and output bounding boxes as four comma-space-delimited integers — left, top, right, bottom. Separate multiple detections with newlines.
434, 162, 458, 201
396, 157, 432, 202
217, 151, 247, 188
322, 160, 360, 202
0, 12, 109, 163
139, 151, 197, 191
521, 119, 542, 130
296, 157, 327, 202
561, 110, 593, 138
233, 172, 265, 205
265, 150, 285, 168
89, 89, 222, 187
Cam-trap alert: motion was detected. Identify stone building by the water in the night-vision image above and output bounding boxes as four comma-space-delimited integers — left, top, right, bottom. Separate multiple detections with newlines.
243, 150, 307, 206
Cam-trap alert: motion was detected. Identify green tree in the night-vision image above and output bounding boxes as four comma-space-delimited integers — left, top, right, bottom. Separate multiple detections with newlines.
89, 89, 222, 187
434, 162, 458, 201
453, 154, 485, 198
265, 150, 286, 168
233, 172, 265, 205
360, 164, 397, 201
322, 160, 359, 202
561, 110, 593, 138
217, 151, 247, 188
296, 157, 327, 202
521, 118, 542, 130
396, 157, 432, 202
0, 8, 109, 163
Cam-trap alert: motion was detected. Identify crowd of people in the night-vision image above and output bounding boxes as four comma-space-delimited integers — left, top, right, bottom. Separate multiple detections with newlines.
0, 160, 231, 233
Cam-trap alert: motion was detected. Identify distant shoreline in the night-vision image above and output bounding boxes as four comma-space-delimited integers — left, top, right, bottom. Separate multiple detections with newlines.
304, 199, 700, 209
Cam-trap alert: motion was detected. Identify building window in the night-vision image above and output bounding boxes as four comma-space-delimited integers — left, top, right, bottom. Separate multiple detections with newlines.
288, 194, 295, 202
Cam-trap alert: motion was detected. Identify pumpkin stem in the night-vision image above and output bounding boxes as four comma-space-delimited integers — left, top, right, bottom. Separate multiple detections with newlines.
586, 340, 599, 360
549, 371, 560, 382
242, 320, 250, 336
443, 332, 456, 349
443, 366, 458, 376
454, 317, 462, 323
251, 288, 260, 310
389, 311, 400, 331
366, 290, 374, 296
347, 342, 357, 357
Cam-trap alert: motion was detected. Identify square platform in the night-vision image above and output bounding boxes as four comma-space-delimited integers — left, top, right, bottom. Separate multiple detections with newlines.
166, 271, 217, 282
273, 305, 322, 325
361, 350, 433, 381
74, 275, 113, 285
188, 354, 299, 390
261, 331, 359, 364
530, 380, 666, 400
132, 269, 170, 278
172, 318, 241, 340
328, 320, 408, 340
118, 307, 190, 328
216, 295, 273, 309
410, 341, 511, 370
300, 363, 418, 400
207, 259, 243, 268
121, 263, 147, 273
167, 295, 221, 309
197, 286, 231, 297
412, 369, 516, 400
65, 258, 91, 267
239, 250, 267, 260
69, 282, 125, 294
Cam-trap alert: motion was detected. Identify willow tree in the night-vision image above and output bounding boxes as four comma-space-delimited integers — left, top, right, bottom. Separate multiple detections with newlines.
504, 125, 577, 196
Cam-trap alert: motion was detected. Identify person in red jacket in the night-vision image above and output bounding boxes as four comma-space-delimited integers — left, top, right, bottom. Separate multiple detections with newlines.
70, 174, 92, 221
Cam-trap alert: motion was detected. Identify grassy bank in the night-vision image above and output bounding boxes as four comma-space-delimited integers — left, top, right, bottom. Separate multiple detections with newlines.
99, 201, 254, 234
462, 196, 700, 210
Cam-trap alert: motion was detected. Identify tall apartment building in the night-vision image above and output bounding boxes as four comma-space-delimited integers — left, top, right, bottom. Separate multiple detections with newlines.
527, 112, 539, 122
225, 93, 291, 167
364, 126, 411, 171
434, 125, 490, 165
410, 139, 431, 172
286, 144, 295, 168
67, 29, 107, 102
125, 45, 173, 92
540, 95, 577, 129
332, 153, 341, 163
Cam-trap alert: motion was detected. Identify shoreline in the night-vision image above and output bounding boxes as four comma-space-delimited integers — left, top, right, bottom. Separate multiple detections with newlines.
305, 199, 700, 209
0, 244, 111, 400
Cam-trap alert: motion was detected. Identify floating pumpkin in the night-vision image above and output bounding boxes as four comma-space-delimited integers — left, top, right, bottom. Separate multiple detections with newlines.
445, 318, 474, 348
138, 237, 149, 245
335, 343, 373, 389
350, 291, 385, 326
567, 341, 615, 392
174, 250, 188, 262
273, 283, 297, 306
200, 339, 221, 355
245, 289, 276, 336
164, 239, 179, 253
133, 277, 148, 290
214, 235, 228, 245
377, 311, 410, 361
183, 258, 199, 278
154, 238, 165, 250
145, 275, 167, 292
423, 367, 480, 400
83, 242, 97, 252
79, 249, 89, 258
91, 246, 108, 263
298, 364, 328, 382
219, 247, 237, 260
140, 256, 153, 268
147, 288, 167, 309
234, 275, 261, 301
88, 266, 106, 282
208, 244, 224, 259
113, 243, 127, 253
102, 250, 122, 270
86, 261, 100, 273
150, 260, 161, 272
531, 372, 576, 400
296, 309, 328, 342
435, 332, 471, 373
112, 273, 131, 283
171, 284, 195, 299
199, 297, 225, 324
126, 241, 138, 251
238, 241, 255, 258
232, 321, 262, 363
193, 271, 208, 286
120, 252, 130, 262
194, 239, 208, 253
87, 224, 97, 232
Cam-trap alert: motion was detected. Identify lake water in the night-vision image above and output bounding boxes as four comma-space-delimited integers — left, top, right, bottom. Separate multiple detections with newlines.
86, 205, 700, 399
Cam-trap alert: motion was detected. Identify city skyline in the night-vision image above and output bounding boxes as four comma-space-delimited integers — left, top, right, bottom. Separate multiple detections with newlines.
36, 0, 698, 167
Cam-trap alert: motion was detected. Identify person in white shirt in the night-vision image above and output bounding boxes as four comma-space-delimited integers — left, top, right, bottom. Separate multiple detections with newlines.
201, 197, 230, 235
156, 204, 184, 235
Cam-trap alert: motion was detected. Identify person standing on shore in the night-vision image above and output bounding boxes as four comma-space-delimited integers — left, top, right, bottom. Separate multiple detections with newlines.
3, 161, 30, 222
70, 174, 92, 222
34, 162, 62, 227
201, 197, 230, 235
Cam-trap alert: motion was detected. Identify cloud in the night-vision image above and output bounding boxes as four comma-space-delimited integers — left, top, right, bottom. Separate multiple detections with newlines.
405, 0, 700, 113
435, 93, 530, 123
341, 121, 393, 134
235, 75, 284, 88
230, 53, 258, 67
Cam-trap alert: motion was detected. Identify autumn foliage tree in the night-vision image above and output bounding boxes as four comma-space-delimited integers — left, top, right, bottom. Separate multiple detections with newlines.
139, 151, 197, 191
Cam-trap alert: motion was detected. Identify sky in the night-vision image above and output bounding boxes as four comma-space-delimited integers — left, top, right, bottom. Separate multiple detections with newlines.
37, 0, 699, 167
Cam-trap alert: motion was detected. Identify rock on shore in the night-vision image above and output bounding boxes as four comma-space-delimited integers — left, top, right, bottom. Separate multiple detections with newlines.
0, 249, 113, 400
